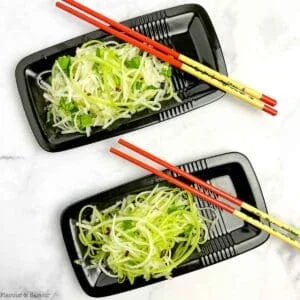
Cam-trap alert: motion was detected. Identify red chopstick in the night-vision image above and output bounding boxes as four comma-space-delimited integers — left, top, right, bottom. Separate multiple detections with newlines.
110, 146, 235, 213
56, 1, 182, 69
110, 139, 300, 249
60, 0, 277, 108
117, 139, 242, 206
62, 0, 179, 59
55, 0, 278, 115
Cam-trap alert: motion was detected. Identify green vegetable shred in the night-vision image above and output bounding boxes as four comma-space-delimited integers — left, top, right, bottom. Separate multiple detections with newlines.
37, 40, 181, 136
76, 185, 216, 284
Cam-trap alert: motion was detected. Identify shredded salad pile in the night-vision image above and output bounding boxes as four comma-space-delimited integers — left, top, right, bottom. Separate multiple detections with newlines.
38, 40, 180, 136
76, 185, 215, 284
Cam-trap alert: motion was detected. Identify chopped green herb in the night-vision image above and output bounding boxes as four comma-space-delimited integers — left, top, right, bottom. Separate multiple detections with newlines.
57, 55, 71, 76
160, 64, 172, 77
184, 224, 194, 233
122, 220, 135, 230
125, 56, 141, 69
59, 97, 78, 114
78, 114, 93, 129
96, 48, 105, 58
96, 48, 101, 57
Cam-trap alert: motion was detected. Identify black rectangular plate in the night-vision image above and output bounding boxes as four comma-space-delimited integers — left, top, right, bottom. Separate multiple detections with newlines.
15, 4, 227, 152
61, 152, 269, 297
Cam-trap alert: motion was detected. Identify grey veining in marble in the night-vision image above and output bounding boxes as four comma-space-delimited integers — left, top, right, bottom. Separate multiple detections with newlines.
0, 0, 300, 299
0, 155, 24, 160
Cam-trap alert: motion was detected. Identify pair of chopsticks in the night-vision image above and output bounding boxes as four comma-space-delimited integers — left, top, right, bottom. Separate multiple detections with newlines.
110, 139, 300, 249
56, 0, 278, 116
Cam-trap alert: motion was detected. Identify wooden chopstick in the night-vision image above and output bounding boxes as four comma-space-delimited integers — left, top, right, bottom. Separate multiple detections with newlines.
110, 139, 300, 249
61, 0, 277, 108
56, 0, 278, 116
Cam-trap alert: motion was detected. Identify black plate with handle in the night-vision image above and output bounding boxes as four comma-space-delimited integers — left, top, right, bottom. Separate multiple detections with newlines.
61, 152, 269, 297
15, 4, 227, 152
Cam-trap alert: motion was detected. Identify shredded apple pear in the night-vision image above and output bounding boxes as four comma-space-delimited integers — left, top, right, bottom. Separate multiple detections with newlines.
37, 40, 180, 136
76, 185, 217, 284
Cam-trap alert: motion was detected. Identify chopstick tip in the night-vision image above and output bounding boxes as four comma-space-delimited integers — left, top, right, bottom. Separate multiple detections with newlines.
109, 147, 116, 153
56, 1, 63, 8
263, 105, 278, 116
261, 94, 277, 107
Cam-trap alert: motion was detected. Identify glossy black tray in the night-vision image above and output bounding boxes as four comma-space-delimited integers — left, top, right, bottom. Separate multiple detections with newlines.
15, 4, 227, 152
61, 152, 269, 297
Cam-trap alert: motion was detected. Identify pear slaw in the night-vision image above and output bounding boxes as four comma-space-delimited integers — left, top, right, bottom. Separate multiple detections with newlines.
37, 40, 180, 136
75, 185, 217, 284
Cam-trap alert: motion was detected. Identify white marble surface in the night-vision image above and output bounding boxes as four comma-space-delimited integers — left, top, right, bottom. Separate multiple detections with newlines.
0, 0, 300, 299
